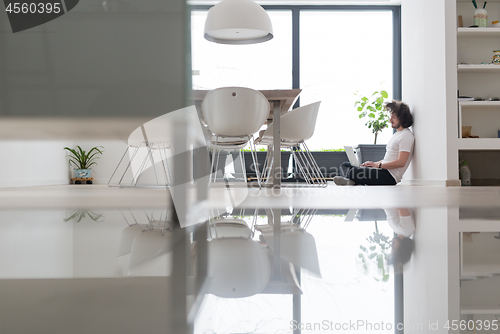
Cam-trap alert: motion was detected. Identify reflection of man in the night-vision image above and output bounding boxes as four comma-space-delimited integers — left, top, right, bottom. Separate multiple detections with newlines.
385, 208, 415, 270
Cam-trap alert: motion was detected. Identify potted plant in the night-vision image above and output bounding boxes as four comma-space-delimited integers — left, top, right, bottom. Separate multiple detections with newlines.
64, 145, 104, 178
353, 89, 390, 162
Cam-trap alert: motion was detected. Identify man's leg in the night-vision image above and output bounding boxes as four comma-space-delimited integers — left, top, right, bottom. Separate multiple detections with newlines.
345, 166, 397, 185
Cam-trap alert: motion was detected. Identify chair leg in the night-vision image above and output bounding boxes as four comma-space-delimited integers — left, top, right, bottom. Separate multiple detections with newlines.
291, 142, 327, 187
260, 146, 272, 184
238, 149, 247, 182
301, 141, 327, 187
248, 136, 262, 189
117, 145, 141, 187
146, 143, 160, 186
292, 148, 312, 184
108, 146, 130, 187
158, 142, 172, 186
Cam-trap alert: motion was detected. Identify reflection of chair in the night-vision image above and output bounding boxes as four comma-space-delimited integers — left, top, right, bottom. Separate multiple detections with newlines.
202, 87, 269, 188
207, 216, 271, 297
257, 222, 321, 277
256, 102, 326, 187
117, 209, 175, 276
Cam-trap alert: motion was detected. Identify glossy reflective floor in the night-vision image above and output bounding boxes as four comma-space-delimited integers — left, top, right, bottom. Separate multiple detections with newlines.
1, 186, 500, 334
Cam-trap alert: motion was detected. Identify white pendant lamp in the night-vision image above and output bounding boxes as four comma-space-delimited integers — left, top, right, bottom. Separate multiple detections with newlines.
204, 0, 273, 45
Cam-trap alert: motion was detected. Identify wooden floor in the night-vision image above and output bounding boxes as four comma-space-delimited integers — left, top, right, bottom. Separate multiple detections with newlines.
1, 183, 499, 209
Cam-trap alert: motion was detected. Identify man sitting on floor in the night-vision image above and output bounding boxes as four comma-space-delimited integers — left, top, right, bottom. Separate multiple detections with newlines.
334, 100, 414, 186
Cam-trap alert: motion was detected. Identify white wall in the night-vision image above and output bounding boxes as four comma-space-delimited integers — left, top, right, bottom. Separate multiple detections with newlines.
401, 0, 459, 185
0, 141, 72, 187
0, 140, 128, 187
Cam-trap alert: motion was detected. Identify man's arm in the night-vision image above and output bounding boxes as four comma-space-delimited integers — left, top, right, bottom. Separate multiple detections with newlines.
361, 151, 410, 169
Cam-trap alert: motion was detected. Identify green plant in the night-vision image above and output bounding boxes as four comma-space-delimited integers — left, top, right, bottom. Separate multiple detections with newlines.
64, 145, 104, 169
318, 148, 345, 152
354, 90, 390, 144
357, 222, 392, 283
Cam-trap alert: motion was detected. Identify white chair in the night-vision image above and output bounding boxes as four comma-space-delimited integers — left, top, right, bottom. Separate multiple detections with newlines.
255, 101, 326, 187
108, 106, 203, 187
202, 87, 270, 188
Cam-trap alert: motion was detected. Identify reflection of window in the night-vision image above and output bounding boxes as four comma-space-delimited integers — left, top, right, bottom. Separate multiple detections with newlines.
300, 11, 393, 150
191, 10, 293, 90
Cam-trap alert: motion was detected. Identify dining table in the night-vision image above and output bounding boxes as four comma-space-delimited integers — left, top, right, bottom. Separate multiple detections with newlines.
191, 88, 302, 188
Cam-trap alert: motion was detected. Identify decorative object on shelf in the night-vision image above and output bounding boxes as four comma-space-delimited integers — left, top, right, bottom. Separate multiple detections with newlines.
459, 15, 464, 27
462, 126, 472, 138
498, 130, 500, 138
64, 145, 104, 179
493, 50, 500, 64
204, 0, 273, 45
493, 20, 500, 27
459, 160, 471, 186
472, 1, 488, 28
462, 126, 479, 138
353, 89, 390, 145
489, 97, 500, 101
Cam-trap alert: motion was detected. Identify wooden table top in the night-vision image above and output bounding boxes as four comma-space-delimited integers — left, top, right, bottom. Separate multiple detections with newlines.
191, 89, 302, 116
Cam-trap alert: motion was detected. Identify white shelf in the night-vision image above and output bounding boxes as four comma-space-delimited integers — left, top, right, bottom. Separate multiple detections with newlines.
458, 64, 500, 72
460, 101, 500, 107
458, 27, 500, 37
458, 138, 500, 150
461, 305, 500, 315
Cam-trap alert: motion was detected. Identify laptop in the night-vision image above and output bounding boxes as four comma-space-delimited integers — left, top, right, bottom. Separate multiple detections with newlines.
344, 146, 360, 167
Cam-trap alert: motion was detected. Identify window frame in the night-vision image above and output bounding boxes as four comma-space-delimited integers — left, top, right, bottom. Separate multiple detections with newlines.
190, 5, 402, 106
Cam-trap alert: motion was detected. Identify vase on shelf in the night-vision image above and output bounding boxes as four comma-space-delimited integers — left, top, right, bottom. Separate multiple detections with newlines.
493, 50, 500, 65
474, 8, 488, 27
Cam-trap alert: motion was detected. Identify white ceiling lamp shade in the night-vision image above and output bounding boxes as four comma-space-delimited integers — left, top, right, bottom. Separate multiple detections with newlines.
204, 0, 273, 45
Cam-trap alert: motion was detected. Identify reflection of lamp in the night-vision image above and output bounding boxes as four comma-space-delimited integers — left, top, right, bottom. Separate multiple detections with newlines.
204, 0, 273, 45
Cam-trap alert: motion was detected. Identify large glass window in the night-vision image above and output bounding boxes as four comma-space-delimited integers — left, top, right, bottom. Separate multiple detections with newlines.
191, 10, 293, 90
300, 10, 394, 150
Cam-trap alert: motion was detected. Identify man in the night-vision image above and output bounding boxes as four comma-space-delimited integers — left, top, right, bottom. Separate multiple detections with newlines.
334, 100, 414, 186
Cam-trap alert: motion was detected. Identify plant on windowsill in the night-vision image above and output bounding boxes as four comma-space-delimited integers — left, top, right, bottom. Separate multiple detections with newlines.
354, 90, 390, 145
64, 145, 104, 179
353, 89, 390, 163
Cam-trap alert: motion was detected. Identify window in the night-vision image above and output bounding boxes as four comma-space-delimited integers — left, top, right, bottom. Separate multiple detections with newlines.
191, 10, 292, 90
192, 7, 398, 151
300, 10, 394, 150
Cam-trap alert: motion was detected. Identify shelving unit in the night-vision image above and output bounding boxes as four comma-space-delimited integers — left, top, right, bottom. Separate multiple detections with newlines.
456, 2, 500, 187
460, 231, 500, 321
461, 306, 500, 315
458, 64, 500, 72
458, 27, 500, 37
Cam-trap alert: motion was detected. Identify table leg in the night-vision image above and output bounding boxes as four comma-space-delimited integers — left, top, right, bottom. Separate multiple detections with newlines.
272, 101, 281, 188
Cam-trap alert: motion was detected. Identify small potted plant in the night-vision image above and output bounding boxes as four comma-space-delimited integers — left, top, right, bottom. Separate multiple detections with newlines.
64, 145, 104, 178
353, 89, 390, 162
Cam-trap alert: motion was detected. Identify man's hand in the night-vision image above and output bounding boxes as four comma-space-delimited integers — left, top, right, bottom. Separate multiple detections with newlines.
361, 161, 378, 168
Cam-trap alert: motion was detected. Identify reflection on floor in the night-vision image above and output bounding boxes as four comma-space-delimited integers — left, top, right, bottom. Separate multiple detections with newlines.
1, 186, 500, 333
